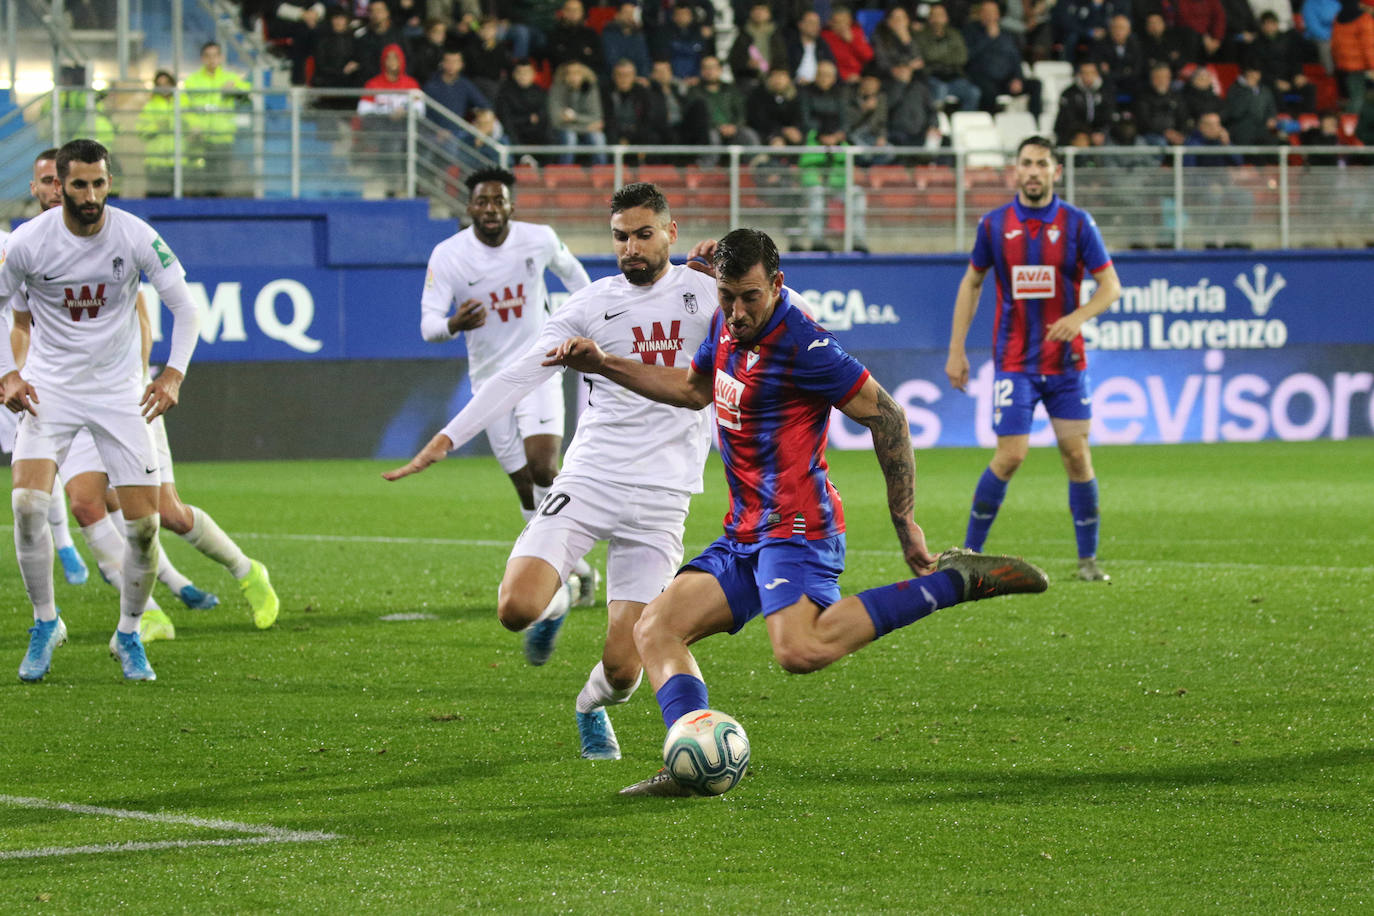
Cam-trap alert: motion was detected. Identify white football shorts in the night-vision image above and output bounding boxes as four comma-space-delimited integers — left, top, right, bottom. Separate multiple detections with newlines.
0, 406, 16, 454
509, 473, 691, 606
14, 388, 159, 488
478, 372, 565, 474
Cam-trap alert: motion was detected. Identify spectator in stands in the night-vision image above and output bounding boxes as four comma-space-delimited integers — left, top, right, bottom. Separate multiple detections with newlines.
1300, 108, 1348, 164
1332, 0, 1374, 113
919, 3, 982, 111
1053, 0, 1117, 64
497, 58, 551, 145
846, 66, 894, 162
966, 0, 1042, 115
729, 3, 790, 93
798, 128, 870, 253
1055, 59, 1115, 145
1134, 61, 1189, 144
409, 18, 450, 86
1303, 0, 1340, 74
548, 60, 607, 163
137, 71, 181, 197
1181, 63, 1223, 125
822, 7, 876, 84
1091, 14, 1146, 104
1167, 0, 1227, 60
1247, 11, 1315, 114
392, 0, 425, 36
313, 4, 362, 107
185, 40, 252, 196
357, 42, 425, 157
548, 0, 604, 75
602, 58, 669, 156
1184, 109, 1242, 163
1002, 0, 1054, 63
1356, 84, 1374, 143
1221, 63, 1279, 146
1183, 110, 1252, 244
746, 66, 806, 146
455, 107, 506, 171
1219, 0, 1259, 62
261, 2, 323, 85
801, 59, 851, 144
872, 6, 923, 78
885, 56, 942, 146
461, 17, 515, 101
691, 55, 762, 147
649, 59, 710, 144
788, 10, 837, 87
601, 2, 652, 79
654, 3, 712, 84
424, 46, 492, 134
1140, 11, 1202, 72
354, 0, 406, 82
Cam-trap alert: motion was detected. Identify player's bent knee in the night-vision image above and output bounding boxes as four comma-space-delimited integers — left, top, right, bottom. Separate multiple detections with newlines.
528, 464, 558, 489
12, 489, 50, 533
124, 514, 160, 554
603, 658, 642, 691
70, 499, 105, 527
771, 642, 830, 675
496, 594, 542, 632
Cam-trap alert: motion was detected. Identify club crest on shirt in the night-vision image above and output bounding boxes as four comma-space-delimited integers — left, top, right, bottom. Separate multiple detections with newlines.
745, 350, 760, 371
111, 256, 124, 281
683, 291, 698, 314
1047, 225, 1061, 244
1012, 265, 1056, 300
525, 256, 535, 276
713, 369, 744, 430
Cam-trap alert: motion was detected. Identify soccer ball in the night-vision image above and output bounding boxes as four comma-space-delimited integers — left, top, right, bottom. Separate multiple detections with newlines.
662, 709, 750, 796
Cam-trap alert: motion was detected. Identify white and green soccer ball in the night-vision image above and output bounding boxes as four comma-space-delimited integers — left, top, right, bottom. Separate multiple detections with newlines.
662, 709, 750, 796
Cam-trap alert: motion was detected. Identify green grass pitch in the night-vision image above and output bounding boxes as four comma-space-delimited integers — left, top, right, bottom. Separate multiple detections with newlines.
2, 439, 1372, 913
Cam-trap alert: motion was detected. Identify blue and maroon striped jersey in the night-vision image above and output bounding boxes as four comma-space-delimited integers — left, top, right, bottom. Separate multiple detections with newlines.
970, 194, 1112, 374
691, 290, 870, 543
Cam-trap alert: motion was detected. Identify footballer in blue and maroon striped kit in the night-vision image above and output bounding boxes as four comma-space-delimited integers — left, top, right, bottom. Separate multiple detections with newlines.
946, 135, 1123, 583
547, 228, 1050, 797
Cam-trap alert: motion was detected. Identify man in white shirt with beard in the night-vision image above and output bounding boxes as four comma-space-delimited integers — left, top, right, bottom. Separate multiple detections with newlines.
388, 182, 718, 762
0, 139, 201, 682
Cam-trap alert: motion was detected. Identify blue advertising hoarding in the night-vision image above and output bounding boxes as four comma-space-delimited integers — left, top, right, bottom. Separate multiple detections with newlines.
120, 200, 1371, 449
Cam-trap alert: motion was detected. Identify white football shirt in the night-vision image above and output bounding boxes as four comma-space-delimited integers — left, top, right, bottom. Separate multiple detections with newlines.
442, 263, 719, 495
420, 220, 591, 385
0, 206, 198, 393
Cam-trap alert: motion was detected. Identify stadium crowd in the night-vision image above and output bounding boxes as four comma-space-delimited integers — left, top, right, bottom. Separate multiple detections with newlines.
232, 0, 1374, 156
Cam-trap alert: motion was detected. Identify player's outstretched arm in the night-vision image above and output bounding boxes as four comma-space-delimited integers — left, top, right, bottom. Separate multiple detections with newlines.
946, 265, 987, 392
841, 376, 936, 576
1045, 263, 1121, 342
544, 337, 712, 409
382, 433, 455, 481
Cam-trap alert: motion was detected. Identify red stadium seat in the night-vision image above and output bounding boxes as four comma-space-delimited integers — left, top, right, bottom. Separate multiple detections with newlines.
858, 165, 912, 188
587, 164, 617, 188
542, 163, 586, 187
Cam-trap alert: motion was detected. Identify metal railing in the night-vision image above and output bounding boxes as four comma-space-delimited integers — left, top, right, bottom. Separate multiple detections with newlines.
3, 85, 1372, 253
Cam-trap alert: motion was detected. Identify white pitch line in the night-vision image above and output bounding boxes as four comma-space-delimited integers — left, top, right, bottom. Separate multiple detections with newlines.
0, 795, 339, 860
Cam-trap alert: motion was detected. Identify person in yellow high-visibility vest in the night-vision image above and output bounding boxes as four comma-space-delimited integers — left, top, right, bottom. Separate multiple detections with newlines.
183, 41, 250, 195
136, 71, 200, 197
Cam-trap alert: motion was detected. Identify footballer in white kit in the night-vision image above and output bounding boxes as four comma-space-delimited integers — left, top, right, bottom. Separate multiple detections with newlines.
387, 182, 717, 761
0, 139, 203, 682
421, 167, 599, 605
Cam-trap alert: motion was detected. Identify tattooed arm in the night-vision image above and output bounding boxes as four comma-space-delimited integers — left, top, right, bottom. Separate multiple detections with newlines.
840, 376, 936, 576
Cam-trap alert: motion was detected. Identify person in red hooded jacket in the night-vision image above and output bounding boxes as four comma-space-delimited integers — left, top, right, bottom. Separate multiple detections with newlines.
357, 42, 425, 162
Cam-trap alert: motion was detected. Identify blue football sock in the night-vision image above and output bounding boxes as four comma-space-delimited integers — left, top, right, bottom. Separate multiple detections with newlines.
857, 569, 963, 639
1068, 478, 1100, 558
964, 467, 1009, 551
656, 673, 710, 729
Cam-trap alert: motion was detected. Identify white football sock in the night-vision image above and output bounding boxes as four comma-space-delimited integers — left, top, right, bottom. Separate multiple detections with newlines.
13, 488, 57, 622
532, 580, 570, 625
110, 508, 126, 529
180, 506, 252, 579
118, 515, 160, 634
157, 544, 193, 594
81, 516, 128, 590
573, 555, 592, 578
575, 661, 642, 713
532, 483, 550, 512
46, 474, 76, 550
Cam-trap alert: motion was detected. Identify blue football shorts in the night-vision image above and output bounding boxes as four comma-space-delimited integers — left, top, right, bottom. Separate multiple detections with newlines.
684, 533, 845, 634
992, 370, 1092, 437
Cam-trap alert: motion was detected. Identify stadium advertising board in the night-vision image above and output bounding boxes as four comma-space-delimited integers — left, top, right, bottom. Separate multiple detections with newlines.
124, 200, 1370, 451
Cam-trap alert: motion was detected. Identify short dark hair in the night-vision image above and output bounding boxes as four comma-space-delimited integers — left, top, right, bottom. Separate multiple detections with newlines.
200, 40, 220, 54
713, 228, 779, 283
35, 147, 59, 165
464, 167, 516, 193
1016, 134, 1059, 162
55, 138, 110, 180
610, 182, 669, 215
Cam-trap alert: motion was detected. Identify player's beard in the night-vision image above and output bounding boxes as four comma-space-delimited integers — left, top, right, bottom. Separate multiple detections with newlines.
1020, 180, 1051, 206
472, 213, 509, 245
62, 189, 104, 226
618, 252, 666, 286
